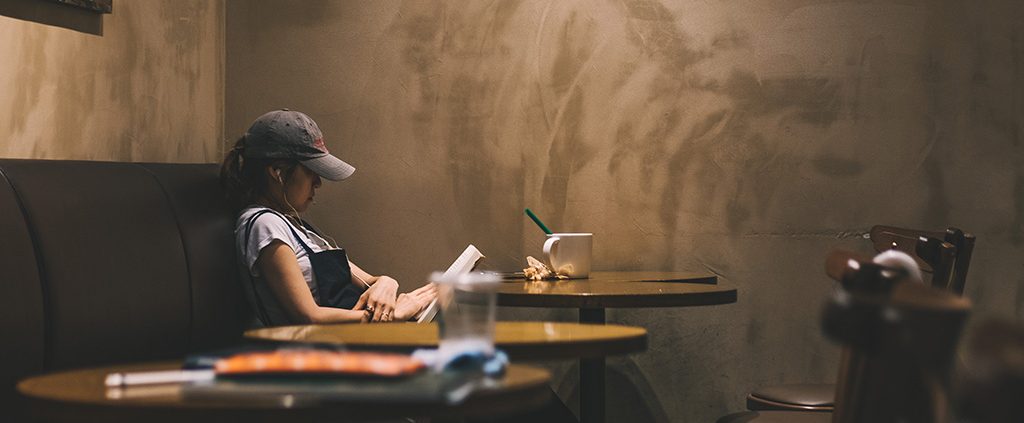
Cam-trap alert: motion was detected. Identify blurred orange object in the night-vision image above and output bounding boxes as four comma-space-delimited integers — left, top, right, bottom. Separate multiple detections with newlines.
215, 350, 425, 377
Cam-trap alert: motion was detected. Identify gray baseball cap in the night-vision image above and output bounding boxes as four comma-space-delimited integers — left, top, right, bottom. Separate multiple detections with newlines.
243, 109, 355, 181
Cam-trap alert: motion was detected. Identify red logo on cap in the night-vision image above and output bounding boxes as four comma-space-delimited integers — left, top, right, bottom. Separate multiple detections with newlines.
313, 137, 328, 152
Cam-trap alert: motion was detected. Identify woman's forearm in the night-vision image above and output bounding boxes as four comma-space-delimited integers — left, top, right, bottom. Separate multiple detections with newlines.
348, 261, 381, 287
306, 306, 367, 324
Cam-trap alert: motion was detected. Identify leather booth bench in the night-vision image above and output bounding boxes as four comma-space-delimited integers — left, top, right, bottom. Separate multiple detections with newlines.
0, 159, 248, 416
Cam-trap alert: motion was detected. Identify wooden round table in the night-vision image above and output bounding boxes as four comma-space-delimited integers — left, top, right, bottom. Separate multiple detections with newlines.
246, 321, 647, 360
494, 271, 738, 423
495, 271, 734, 321
18, 361, 552, 423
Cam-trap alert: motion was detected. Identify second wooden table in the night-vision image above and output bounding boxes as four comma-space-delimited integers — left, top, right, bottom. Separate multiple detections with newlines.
246, 321, 647, 361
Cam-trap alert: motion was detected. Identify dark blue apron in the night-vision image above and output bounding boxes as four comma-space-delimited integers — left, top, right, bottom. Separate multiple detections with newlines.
243, 209, 364, 326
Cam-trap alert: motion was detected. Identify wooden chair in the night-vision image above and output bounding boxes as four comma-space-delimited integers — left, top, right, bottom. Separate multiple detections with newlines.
719, 251, 972, 423
744, 226, 972, 413
868, 225, 975, 294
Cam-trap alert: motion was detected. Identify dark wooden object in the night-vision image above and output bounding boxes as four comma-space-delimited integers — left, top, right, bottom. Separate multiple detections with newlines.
720, 253, 972, 423
48, 0, 112, 14
825, 280, 970, 422
746, 226, 972, 413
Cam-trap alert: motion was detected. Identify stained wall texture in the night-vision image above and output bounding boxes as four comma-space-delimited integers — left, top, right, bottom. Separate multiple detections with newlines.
226, 1, 1024, 422
0, 0, 223, 162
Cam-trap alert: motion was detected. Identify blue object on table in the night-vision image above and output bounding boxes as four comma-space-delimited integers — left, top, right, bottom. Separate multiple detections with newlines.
412, 349, 509, 377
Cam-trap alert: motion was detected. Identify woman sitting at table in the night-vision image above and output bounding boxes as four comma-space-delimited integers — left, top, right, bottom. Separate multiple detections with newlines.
220, 109, 436, 327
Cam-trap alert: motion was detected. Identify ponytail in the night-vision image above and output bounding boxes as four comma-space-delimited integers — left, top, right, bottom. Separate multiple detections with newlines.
219, 136, 300, 212
220, 136, 253, 211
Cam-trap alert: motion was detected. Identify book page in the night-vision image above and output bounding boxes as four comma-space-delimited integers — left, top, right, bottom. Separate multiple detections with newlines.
415, 245, 484, 323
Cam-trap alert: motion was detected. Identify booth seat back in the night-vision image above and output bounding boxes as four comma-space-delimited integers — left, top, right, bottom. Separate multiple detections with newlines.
0, 159, 246, 408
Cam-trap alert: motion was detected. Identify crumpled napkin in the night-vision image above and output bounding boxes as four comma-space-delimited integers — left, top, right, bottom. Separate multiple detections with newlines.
523, 256, 569, 280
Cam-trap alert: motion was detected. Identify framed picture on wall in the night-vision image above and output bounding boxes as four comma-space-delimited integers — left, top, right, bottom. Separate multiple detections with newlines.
47, 0, 111, 14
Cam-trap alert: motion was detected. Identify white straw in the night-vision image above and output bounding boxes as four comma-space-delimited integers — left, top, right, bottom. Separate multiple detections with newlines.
104, 369, 215, 387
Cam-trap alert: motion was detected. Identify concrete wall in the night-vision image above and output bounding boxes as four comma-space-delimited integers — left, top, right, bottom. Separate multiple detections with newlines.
227, 1, 1024, 421
0, 0, 223, 162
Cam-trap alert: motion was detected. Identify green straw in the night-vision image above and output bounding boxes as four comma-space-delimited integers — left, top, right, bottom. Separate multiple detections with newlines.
524, 208, 553, 235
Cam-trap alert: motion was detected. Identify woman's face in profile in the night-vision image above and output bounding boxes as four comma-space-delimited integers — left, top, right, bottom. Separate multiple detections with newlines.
282, 164, 321, 212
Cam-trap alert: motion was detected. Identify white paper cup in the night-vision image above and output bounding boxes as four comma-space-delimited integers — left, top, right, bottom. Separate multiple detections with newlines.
543, 233, 593, 278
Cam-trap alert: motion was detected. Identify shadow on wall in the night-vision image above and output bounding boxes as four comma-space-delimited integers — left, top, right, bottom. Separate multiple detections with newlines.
381, 0, 847, 272
0, 0, 106, 35
606, 361, 673, 423
546, 362, 671, 423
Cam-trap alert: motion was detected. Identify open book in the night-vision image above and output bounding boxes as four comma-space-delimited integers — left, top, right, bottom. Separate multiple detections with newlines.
415, 245, 485, 323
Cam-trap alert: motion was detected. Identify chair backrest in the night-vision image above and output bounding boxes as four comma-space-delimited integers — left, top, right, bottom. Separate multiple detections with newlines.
0, 159, 248, 412
869, 225, 975, 294
941, 228, 975, 295
0, 166, 45, 412
823, 251, 971, 423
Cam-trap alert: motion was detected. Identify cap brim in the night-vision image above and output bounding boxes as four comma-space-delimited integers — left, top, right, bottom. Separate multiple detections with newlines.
302, 154, 355, 181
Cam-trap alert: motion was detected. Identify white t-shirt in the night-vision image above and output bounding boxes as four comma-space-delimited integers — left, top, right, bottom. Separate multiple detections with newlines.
234, 206, 338, 327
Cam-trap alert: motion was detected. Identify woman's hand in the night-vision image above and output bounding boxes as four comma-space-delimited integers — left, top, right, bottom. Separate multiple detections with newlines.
393, 284, 439, 321
355, 276, 399, 322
